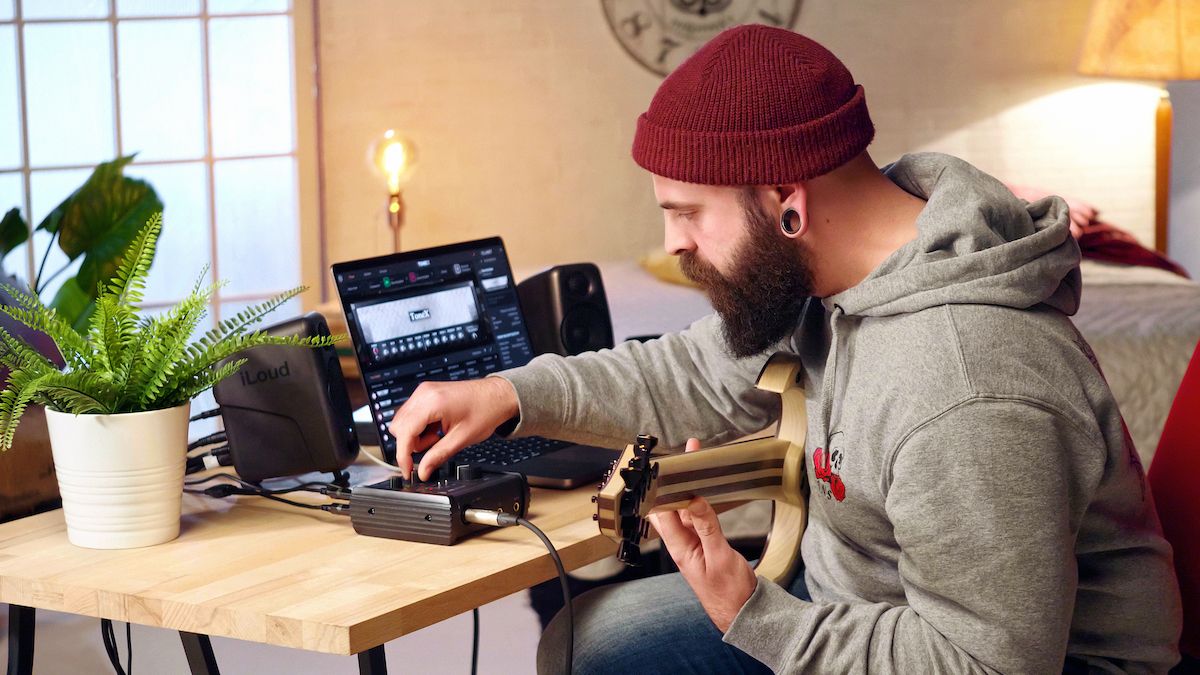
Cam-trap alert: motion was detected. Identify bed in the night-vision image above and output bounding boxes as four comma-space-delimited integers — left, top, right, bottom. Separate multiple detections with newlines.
593, 256, 1200, 470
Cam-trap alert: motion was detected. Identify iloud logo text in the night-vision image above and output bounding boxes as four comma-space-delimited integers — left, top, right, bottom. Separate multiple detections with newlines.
240, 361, 290, 386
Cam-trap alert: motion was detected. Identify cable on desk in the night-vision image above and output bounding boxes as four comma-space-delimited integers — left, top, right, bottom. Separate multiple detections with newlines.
462, 509, 573, 675
185, 480, 351, 516
187, 431, 227, 451
184, 471, 241, 486
185, 445, 231, 475
100, 618, 131, 675
189, 407, 222, 422
183, 472, 338, 495
360, 445, 405, 473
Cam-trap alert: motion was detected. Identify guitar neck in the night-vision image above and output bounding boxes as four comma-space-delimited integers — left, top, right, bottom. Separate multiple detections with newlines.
644, 436, 791, 514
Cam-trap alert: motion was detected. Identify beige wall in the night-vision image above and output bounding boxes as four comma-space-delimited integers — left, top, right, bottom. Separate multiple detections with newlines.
317, 0, 1161, 297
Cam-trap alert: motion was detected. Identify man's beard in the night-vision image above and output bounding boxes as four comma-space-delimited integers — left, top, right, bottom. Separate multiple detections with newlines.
679, 191, 814, 358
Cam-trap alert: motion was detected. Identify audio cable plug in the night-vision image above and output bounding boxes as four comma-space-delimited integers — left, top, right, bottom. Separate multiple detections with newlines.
463, 508, 519, 527
320, 484, 353, 498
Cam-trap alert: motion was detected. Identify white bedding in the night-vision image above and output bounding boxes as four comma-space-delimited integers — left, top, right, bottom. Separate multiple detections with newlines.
1073, 261, 1200, 467
592, 259, 1200, 468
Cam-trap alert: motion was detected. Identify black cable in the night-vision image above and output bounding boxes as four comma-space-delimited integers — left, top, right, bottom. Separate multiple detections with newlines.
100, 619, 120, 675
516, 517, 572, 675
187, 431, 227, 450
257, 491, 343, 512
471, 607, 480, 675
184, 472, 342, 497
461, 509, 572, 674
185, 485, 351, 516
100, 618, 131, 675
189, 407, 222, 421
184, 471, 241, 486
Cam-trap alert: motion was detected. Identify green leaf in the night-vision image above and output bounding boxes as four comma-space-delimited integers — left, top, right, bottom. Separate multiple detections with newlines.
0, 208, 28, 263
37, 371, 115, 415
159, 330, 338, 405
106, 212, 160, 307
33, 156, 162, 326
192, 286, 305, 353
46, 276, 96, 334
0, 329, 57, 375
0, 296, 89, 368
0, 369, 51, 449
127, 283, 213, 407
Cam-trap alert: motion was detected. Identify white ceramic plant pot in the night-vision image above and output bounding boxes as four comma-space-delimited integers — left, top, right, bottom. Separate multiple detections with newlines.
44, 403, 190, 549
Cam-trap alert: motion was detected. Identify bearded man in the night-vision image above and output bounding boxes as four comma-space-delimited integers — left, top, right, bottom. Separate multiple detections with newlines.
388, 25, 1181, 674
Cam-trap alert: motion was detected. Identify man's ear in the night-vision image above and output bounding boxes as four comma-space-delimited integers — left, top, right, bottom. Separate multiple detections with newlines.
775, 183, 809, 239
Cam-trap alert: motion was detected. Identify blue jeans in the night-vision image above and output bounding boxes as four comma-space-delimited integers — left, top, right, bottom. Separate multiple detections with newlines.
536, 568, 811, 674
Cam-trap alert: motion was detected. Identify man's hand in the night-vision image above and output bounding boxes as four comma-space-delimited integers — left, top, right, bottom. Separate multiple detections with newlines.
648, 438, 759, 633
387, 377, 519, 480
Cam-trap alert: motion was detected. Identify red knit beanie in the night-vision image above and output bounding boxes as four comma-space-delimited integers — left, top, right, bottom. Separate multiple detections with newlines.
632, 25, 874, 186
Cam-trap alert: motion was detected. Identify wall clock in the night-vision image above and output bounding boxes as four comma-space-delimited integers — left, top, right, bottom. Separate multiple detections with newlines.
602, 0, 803, 77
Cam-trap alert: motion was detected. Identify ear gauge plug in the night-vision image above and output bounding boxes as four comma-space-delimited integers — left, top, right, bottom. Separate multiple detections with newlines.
780, 208, 802, 236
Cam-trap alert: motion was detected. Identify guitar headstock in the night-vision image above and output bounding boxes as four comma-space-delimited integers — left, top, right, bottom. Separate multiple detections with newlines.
593, 433, 660, 566
590, 352, 810, 585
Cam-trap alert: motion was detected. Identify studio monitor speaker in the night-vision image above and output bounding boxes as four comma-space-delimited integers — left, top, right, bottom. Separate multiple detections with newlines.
517, 263, 614, 356
212, 312, 359, 482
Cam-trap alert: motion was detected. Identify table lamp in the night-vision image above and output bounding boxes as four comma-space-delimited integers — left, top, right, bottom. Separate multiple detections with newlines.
1078, 0, 1199, 254
369, 129, 418, 252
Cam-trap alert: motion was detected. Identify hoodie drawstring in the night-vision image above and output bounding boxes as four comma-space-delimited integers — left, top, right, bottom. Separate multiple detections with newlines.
819, 304, 844, 447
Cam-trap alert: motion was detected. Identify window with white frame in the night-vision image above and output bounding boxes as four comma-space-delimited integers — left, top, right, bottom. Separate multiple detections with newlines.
0, 0, 304, 328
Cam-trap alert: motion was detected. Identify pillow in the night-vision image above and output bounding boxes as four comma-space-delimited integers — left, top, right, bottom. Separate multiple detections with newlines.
639, 250, 699, 288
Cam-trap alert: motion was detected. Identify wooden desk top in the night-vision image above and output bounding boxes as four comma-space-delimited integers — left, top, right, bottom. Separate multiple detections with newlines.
0, 464, 616, 655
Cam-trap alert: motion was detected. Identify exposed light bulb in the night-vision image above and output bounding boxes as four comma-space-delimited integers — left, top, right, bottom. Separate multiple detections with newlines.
370, 129, 417, 195
368, 129, 418, 253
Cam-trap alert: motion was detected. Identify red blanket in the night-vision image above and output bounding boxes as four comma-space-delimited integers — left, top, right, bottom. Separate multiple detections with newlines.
1006, 184, 1189, 279
1075, 220, 1190, 279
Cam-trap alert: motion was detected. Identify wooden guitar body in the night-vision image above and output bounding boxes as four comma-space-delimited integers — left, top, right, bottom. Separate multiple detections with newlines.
594, 353, 809, 586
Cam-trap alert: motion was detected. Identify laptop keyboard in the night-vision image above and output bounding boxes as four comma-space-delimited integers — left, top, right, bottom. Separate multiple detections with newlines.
456, 436, 572, 467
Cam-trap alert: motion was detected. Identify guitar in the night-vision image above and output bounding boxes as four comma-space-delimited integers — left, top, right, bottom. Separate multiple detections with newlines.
593, 353, 809, 586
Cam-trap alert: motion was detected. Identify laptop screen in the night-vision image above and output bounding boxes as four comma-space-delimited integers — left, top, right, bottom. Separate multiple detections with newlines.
332, 237, 536, 456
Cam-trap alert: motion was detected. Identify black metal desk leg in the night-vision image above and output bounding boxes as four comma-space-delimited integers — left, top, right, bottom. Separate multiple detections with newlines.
179, 632, 220, 675
6, 604, 34, 675
357, 645, 388, 674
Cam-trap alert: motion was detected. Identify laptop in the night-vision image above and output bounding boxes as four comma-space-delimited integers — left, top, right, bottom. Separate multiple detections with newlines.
332, 237, 620, 488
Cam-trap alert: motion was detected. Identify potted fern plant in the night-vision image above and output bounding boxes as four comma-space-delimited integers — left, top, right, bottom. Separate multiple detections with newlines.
0, 213, 338, 549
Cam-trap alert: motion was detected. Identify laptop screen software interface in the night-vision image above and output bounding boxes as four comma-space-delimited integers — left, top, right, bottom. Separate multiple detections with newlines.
332, 238, 536, 458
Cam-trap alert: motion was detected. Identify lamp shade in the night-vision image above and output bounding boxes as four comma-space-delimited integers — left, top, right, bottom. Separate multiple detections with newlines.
1079, 0, 1200, 80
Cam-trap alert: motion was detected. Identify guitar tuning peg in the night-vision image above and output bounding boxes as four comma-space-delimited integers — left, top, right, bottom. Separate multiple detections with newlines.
590, 495, 597, 503
592, 513, 599, 521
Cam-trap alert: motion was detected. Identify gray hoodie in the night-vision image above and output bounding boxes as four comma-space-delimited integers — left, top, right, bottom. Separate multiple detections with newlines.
498, 153, 1181, 673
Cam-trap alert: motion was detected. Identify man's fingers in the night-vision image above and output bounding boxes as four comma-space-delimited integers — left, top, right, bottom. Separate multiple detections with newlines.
685, 498, 729, 560
413, 427, 441, 455
685, 438, 701, 453
391, 404, 438, 462
390, 392, 444, 472
395, 422, 440, 477
649, 510, 700, 564
417, 426, 473, 480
